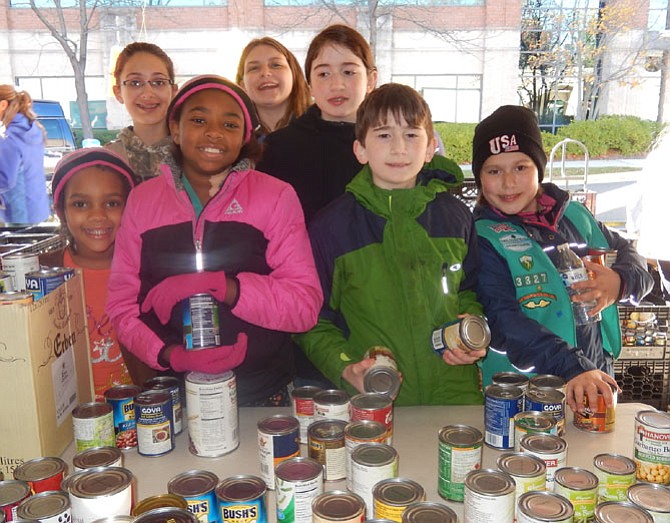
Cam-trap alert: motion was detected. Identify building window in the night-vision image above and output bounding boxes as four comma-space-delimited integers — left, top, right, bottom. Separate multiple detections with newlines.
11, 0, 227, 7
648, 0, 668, 31
264, 0, 483, 5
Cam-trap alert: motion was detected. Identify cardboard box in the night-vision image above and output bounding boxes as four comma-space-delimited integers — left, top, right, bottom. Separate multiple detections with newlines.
0, 272, 93, 477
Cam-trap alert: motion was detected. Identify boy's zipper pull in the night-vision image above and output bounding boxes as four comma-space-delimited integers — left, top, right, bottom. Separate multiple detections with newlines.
195, 240, 203, 272
441, 263, 449, 295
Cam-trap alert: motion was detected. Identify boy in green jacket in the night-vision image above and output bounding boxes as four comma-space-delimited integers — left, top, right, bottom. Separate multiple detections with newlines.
295, 83, 487, 405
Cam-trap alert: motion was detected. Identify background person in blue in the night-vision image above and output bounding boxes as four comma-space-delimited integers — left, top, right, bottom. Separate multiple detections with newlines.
0, 85, 49, 224
472, 105, 652, 413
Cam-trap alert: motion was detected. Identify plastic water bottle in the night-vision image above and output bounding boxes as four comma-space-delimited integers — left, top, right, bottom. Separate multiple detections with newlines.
556, 243, 601, 325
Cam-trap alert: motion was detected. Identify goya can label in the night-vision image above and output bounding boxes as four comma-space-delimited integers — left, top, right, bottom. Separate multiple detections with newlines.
351, 443, 398, 518
13, 457, 67, 494
72, 402, 115, 452
16, 490, 71, 523
400, 501, 457, 523
144, 375, 184, 435
373, 478, 425, 522
553, 467, 598, 522
594, 501, 654, 523
312, 490, 365, 523
132, 494, 188, 516
492, 372, 529, 392
345, 420, 388, 490
291, 385, 321, 444
168, 470, 219, 523
463, 469, 515, 523
438, 424, 483, 502
1, 252, 40, 291
514, 410, 558, 451
308, 419, 347, 482
313, 389, 351, 423
67, 467, 134, 523
133, 507, 198, 523
257, 415, 300, 489
104, 384, 141, 449
350, 392, 393, 444
185, 371, 238, 457
516, 491, 574, 523
0, 480, 31, 521
484, 384, 524, 450
635, 410, 670, 485
24, 267, 74, 300
627, 483, 670, 523
73, 446, 123, 472
519, 433, 568, 488
215, 475, 267, 523
593, 453, 636, 503
134, 390, 174, 457
497, 452, 546, 514
573, 391, 616, 433
183, 293, 221, 350
275, 457, 323, 523
524, 387, 565, 437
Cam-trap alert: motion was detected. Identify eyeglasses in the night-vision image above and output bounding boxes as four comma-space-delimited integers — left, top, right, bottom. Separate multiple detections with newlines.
121, 79, 174, 90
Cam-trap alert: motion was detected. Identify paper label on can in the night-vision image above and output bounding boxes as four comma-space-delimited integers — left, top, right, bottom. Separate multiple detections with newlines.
635, 419, 670, 484
258, 431, 300, 488
185, 493, 217, 523
220, 501, 266, 523
438, 442, 482, 501
554, 483, 596, 521
594, 469, 635, 503
74, 411, 115, 452
70, 485, 132, 523
276, 475, 322, 523
464, 487, 514, 523
352, 461, 398, 518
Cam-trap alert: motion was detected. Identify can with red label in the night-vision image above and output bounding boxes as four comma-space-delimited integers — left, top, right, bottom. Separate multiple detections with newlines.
257, 415, 300, 489
350, 392, 393, 444
0, 480, 31, 522
168, 470, 219, 523
134, 390, 174, 457
16, 490, 71, 523
105, 384, 141, 449
291, 385, 321, 444
13, 457, 67, 494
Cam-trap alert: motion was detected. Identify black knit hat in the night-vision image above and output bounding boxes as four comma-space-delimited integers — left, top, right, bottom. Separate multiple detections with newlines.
471, 105, 547, 187
52, 147, 138, 208
167, 75, 260, 144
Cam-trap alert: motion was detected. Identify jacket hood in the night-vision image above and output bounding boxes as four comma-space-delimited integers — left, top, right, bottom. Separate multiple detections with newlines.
7, 113, 44, 146
473, 181, 571, 222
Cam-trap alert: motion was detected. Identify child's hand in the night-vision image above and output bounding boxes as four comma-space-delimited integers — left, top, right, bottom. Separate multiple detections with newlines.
342, 359, 376, 394
571, 261, 622, 316
441, 347, 487, 366
167, 332, 248, 373
565, 369, 620, 414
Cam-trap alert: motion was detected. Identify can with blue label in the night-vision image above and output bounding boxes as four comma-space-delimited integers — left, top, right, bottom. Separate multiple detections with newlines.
134, 390, 174, 457
257, 415, 300, 489
24, 267, 74, 300
484, 384, 524, 450
168, 470, 219, 523
144, 375, 184, 435
216, 475, 267, 523
104, 384, 142, 449
524, 387, 566, 436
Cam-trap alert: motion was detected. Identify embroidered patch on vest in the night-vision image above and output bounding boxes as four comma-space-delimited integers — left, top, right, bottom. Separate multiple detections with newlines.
500, 234, 532, 252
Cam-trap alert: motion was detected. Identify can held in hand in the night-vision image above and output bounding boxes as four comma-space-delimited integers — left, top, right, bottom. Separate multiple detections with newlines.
351, 443, 398, 518
484, 384, 524, 450
104, 384, 141, 449
627, 483, 670, 523
312, 490, 365, 523
291, 385, 321, 444
363, 347, 401, 400
215, 475, 267, 523
72, 402, 115, 452
593, 453, 636, 503
313, 389, 351, 423
516, 491, 574, 523
168, 470, 219, 523
373, 478, 425, 522
67, 466, 134, 523
16, 490, 71, 523
13, 457, 67, 494
73, 446, 123, 472
308, 419, 347, 482
573, 390, 616, 433
634, 410, 670, 485
183, 293, 221, 350
257, 415, 300, 489
275, 457, 323, 523
134, 390, 174, 457
431, 315, 491, 355
553, 467, 598, 523
463, 469, 516, 523
438, 424, 483, 502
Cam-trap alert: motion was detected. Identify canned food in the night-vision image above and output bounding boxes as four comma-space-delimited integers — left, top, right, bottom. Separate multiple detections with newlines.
185, 371, 238, 457
574, 390, 616, 433
0, 480, 31, 522
463, 469, 516, 523
516, 491, 574, 523
308, 419, 347, 482
183, 293, 221, 350
168, 470, 219, 523
24, 267, 73, 300
291, 386, 321, 444
13, 457, 67, 494
90, 517, 135, 523
528, 374, 566, 394
144, 375, 184, 435
351, 443, 398, 518
0, 271, 14, 292
589, 247, 617, 268
134, 507, 199, 523
514, 411, 558, 451
215, 475, 267, 523
0, 291, 33, 305
350, 392, 394, 444
400, 501, 457, 523
484, 384, 524, 449
134, 390, 174, 457
492, 372, 529, 392
373, 478, 425, 522
104, 384, 141, 449
132, 494, 189, 516
345, 420, 388, 490
73, 446, 123, 472
16, 490, 71, 523
72, 402, 115, 452
594, 454, 637, 503
312, 490, 365, 523
275, 457, 323, 523
627, 483, 670, 523
431, 314, 491, 354
363, 347, 401, 400
553, 467, 598, 522
257, 414, 300, 489
313, 389, 351, 422
594, 501, 654, 522
635, 410, 670, 485
519, 433, 568, 488
497, 452, 546, 513
524, 387, 565, 437
67, 467, 134, 523
438, 424, 483, 502
1, 252, 40, 291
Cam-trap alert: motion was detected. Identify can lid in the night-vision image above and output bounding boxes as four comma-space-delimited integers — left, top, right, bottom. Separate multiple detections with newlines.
132, 494, 188, 516
363, 368, 401, 400
257, 414, 299, 435
73, 446, 123, 470
517, 491, 573, 521
0, 480, 31, 505
16, 491, 70, 520
497, 452, 546, 477
628, 483, 670, 514
529, 374, 566, 390
485, 384, 524, 400
13, 457, 67, 482
312, 490, 365, 520
465, 469, 515, 497
313, 389, 350, 406
143, 375, 180, 390
525, 387, 565, 405
492, 372, 529, 388
344, 420, 387, 441
593, 454, 636, 475
401, 501, 458, 523
72, 402, 112, 418
215, 475, 266, 502
554, 467, 598, 490
275, 457, 323, 482
636, 410, 670, 429
90, 517, 135, 523
133, 507, 198, 523
350, 392, 393, 410
308, 419, 347, 440
291, 385, 322, 400
372, 478, 425, 506
594, 501, 654, 523
185, 370, 234, 385
438, 424, 483, 448
135, 390, 171, 406
520, 434, 567, 454
67, 467, 134, 498
168, 470, 219, 497
104, 384, 142, 400
352, 443, 397, 467
514, 411, 557, 432
460, 315, 491, 350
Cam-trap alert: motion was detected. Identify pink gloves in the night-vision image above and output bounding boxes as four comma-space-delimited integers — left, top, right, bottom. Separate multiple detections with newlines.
168, 333, 248, 373
141, 271, 228, 324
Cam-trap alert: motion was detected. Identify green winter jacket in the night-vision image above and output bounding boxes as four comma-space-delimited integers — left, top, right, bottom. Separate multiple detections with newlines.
295, 156, 485, 405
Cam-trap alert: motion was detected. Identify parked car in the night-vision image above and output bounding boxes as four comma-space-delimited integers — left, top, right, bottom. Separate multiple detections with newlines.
32, 100, 76, 182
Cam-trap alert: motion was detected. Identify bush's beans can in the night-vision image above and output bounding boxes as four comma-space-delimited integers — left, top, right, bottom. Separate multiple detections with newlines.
73, 446, 123, 472
516, 491, 574, 523
524, 387, 566, 437
182, 293, 221, 350
363, 347, 401, 400
257, 415, 300, 489
0, 271, 14, 292
291, 386, 321, 444
13, 457, 67, 494
312, 490, 365, 523
134, 390, 174, 457
345, 420, 388, 490
635, 410, 670, 485
431, 315, 491, 355
168, 470, 219, 523
132, 494, 189, 516
16, 490, 71, 523
144, 375, 184, 435
350, 392, 393, 444
627, 483, 670, 522
314, 389, 351, 423
553, 467, 598, 522
574, 390, 616, 433
593, 454, 636, 503
308, 419, 347, 482
104, 384, 141, 449
373, 478, 425, 522
72, 402, 115, 452
497, 452, 546, 517
594, 501, 654, 523
528, 374, 566, 395
275, 457, 323, 523
24, 267, 74, 300
215, 475, 267, 523
484, 384, 524, 450
438, 424, 483, 502
185, 371, 238, 457
134, 507, 198, 523
514, 411, 558, 451
492, 372, 530, 392
463, 469, 515, 523
400, 501, 457, 523
351, 443, 398, 518
519, 433, 568, 488
1, 252, 40, 291
0, 480, 31, 521
67, 466, 134, 523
